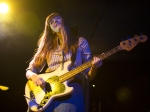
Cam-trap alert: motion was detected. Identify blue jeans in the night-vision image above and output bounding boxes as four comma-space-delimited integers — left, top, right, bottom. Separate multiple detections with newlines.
53, 103, 76, 112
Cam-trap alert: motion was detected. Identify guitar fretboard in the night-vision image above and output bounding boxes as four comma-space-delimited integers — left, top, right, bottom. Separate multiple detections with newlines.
59, 46, 122, 82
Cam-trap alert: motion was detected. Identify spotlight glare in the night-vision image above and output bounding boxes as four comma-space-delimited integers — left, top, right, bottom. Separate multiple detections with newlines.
0, 3, 9, 14
92, 85, 95, 87
0, 85, 9, 90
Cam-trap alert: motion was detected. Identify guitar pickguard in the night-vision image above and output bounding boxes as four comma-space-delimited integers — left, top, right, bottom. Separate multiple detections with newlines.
38, 75, 65, 108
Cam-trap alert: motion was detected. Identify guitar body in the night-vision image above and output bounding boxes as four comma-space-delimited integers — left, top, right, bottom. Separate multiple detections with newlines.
25, 61, 74, 112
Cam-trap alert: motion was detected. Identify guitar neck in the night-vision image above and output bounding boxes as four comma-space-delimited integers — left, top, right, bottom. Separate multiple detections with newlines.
59, 46, 122, 82
97, 45, 122, 60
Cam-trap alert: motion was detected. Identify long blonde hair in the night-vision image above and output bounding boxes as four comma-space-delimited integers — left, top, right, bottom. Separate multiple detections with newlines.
32, 13, 78, 66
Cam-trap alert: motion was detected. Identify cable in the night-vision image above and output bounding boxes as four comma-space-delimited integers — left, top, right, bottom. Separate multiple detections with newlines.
88, 0, 111, 43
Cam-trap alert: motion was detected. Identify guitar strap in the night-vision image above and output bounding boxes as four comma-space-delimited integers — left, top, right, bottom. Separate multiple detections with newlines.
71, 51, 77, 67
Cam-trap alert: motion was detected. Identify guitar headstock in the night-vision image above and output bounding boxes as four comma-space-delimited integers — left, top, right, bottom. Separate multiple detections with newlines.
120, 35, 148, 51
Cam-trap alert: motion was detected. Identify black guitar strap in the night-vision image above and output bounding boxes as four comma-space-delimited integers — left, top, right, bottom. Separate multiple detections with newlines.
70, 48, 90, 112
71, 51, 77, 67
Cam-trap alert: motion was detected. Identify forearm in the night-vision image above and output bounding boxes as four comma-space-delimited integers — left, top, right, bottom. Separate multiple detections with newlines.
88, 66, 98, 81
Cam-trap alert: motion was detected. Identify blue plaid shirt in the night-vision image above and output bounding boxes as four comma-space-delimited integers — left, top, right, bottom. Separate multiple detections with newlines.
27, 37, 92, 77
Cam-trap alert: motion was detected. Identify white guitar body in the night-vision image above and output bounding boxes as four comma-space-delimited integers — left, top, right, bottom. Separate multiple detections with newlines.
25, 61, 74, 112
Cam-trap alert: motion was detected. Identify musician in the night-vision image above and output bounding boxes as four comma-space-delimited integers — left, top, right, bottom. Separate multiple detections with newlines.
26, 13, 103, 112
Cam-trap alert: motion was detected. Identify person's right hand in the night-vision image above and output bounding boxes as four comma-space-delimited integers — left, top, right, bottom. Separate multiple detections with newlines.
30, 74, 46, 87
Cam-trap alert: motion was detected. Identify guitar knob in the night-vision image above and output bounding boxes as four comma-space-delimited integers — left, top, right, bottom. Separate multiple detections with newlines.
44, 94, 49, 99
30, 91, 35, 99
41, 99, 47, 104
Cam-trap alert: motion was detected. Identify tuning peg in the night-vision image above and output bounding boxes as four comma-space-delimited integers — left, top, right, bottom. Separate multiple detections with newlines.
127, 36, 132, 39
140, 33, 143, 40
134, 37, 137, 41
132, 35, 137, 41
121, 38, 126, 45
134, 34, 138, 37
127, 36, 132, 46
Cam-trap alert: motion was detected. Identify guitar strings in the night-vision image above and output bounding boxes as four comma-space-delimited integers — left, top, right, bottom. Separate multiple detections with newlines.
59, 46, 121, 82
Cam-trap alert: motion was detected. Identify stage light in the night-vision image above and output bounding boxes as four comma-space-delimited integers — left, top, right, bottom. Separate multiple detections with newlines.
0, 85, 9, 90
115, 87, 131, 102
92, 84, 95, 87
0, 2, 9, 14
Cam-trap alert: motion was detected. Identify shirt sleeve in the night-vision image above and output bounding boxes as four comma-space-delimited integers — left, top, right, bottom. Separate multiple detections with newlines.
78, 37, 92, 76
26, 58, 46, 74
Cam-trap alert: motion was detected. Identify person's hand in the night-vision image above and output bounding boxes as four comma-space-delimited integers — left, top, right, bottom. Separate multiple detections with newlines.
91, 56, 103, 68
30, 74, 46, 88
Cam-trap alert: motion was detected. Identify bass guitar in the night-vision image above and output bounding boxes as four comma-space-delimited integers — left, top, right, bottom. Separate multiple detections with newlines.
25, 35, 148, 112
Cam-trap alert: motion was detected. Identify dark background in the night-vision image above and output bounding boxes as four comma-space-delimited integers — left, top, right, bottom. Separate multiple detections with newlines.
0, 0, 149, 112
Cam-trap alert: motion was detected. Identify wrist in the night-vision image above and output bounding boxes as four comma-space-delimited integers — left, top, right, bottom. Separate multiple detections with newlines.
91, 66, 97, 72
91, 65, 97, 70
27, 73, 37, 80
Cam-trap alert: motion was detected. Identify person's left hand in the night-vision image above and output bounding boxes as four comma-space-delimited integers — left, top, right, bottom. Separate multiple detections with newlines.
91, 56, 103, 68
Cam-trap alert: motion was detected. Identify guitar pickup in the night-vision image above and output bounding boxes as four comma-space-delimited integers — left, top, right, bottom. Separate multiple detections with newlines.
45, 82, 52, 93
